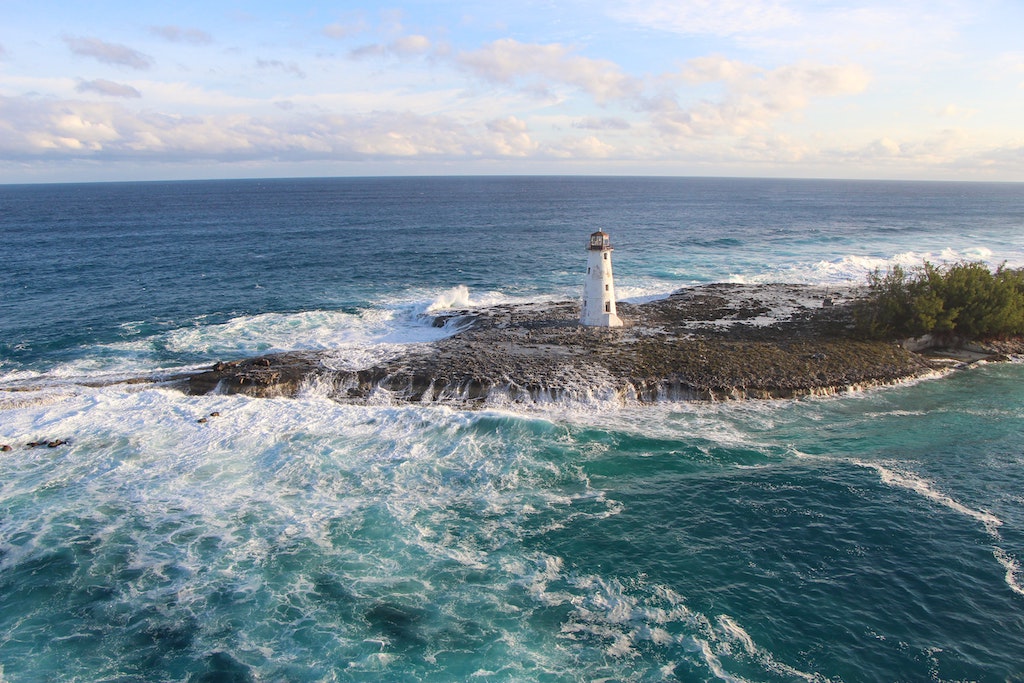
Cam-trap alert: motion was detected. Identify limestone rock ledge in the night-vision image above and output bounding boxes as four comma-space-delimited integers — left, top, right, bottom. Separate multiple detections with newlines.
174, 283, 994, 406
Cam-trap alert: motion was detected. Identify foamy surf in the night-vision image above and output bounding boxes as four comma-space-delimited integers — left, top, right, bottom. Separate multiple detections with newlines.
728, 246, 1016, 286
0, 290, 483, 390
515, 562, 827, 681
855, 460, 1024, 597
855, 461, 1003, 534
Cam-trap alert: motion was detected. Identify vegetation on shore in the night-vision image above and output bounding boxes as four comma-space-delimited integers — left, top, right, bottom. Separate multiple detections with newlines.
857, 261, 1024, 340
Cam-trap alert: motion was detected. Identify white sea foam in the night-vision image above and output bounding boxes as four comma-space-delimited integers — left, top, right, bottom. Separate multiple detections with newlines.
729, 247, 1019, 287
696, 639, 745, 683
616, 280, 678, 304
0, 381, 895, 680
855, 461, 1003, 534
1, 289, 491, 389
420, 284, 564, 313
418, 280, 677, 314
855, 460, 1024, 598
537, 570, 826, 680
714, 615, 823, 682
717, 615, 756, 655
162, 306, 456, 357
425, 284, 474, 311
993, 548, 1024, 597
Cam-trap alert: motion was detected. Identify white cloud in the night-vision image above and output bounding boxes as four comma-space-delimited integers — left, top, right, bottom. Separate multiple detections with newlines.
392, 35, 432, 56
993, 52, 1024, 89
484, 116, 538, 156
867, 137, 903, 157
547, 134, 615, 159
2, 1, 1021, 181
330, 111, 467, 157
611, 1, 974, 70
678, 56, 759, 84
609, 0, 799, 36
348, 44, 387, 59
729, 2, 977, 74
150, 25, 213, 45
62, 36, 153, 70
322, 11, 370, 41
0, 87, 1017, 179
809, 128, 994, 176
350, 35, 432, 60
324, 22, 361, 40
127, 81, 260, 111
996, 52, 1024, 73
456, 39, 640, 103
734, 132, 809, 163
573, 117, 631, 131
937, 104, 977, 119
972, 144, 1024, 174
256, 59, 306, 79
653, 57, 870, 137
0, 95, 547, 162
76, 79, 142, 98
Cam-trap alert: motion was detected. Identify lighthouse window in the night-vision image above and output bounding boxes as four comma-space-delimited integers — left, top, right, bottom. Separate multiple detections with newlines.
605, 284, 609, 291
605, 302, 611, 312
603, 253, 608, 260
587, 267, 591, 274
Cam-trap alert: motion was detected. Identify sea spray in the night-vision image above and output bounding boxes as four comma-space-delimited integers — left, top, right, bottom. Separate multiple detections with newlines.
426, 284, 474, 312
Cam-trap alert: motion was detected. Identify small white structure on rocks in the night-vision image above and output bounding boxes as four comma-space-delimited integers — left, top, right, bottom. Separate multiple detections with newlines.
580, 230, 624, 327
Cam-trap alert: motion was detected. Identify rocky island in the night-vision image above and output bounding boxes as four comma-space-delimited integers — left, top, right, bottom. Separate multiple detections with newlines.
176, 283, 1018, 406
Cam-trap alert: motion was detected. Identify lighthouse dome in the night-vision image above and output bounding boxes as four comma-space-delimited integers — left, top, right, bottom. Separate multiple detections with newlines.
588, 231, 611, 250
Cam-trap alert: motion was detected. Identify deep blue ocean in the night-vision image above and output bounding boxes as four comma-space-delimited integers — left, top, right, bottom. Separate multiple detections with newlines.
2, 176, 1024, 681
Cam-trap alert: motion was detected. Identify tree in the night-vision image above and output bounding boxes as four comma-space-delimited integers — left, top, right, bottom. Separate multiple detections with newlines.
857, 261, 1024, 340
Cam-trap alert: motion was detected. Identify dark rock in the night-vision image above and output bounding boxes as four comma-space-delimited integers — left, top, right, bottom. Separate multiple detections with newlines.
187, 351, 320, 397
1, 445, 11, 452
158, 283, 1009, 406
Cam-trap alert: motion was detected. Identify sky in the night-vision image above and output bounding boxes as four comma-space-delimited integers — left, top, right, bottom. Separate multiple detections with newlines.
0, 0, 1022, 183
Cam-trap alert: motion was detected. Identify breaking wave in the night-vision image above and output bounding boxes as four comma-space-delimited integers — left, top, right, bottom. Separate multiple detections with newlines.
855, 460, 1024, 597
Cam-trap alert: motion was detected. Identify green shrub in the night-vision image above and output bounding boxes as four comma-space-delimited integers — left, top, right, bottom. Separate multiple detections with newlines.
857, 261, 1024, 340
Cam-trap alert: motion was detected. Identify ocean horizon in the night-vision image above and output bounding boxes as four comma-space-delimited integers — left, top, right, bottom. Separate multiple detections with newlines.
2, 176, 1023, 681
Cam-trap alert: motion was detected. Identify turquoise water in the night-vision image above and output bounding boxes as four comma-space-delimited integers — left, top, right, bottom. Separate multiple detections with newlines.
1, 177, 1024, 681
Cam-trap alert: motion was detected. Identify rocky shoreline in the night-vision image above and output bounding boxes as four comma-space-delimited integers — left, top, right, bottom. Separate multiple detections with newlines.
175, 283, 1022, 406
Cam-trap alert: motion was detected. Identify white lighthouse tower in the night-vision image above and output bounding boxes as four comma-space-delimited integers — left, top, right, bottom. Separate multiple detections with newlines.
581, 230, 623, 327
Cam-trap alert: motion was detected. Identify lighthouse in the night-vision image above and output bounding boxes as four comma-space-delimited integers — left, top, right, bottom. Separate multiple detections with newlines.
581, 230, 624, 327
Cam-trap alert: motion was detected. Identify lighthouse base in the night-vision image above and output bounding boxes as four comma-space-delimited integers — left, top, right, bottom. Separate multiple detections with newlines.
580, 310, 624, 327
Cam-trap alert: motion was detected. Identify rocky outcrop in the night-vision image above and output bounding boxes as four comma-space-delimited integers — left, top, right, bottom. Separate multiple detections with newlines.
177, 283, 977, 406
186, 353, 322, 397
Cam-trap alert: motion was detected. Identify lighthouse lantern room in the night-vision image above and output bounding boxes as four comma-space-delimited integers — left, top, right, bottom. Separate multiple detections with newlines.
581, 230, 624, 327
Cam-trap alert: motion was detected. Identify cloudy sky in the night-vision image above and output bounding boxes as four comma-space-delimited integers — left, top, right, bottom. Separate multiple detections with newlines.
1, 0, 1022, 183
